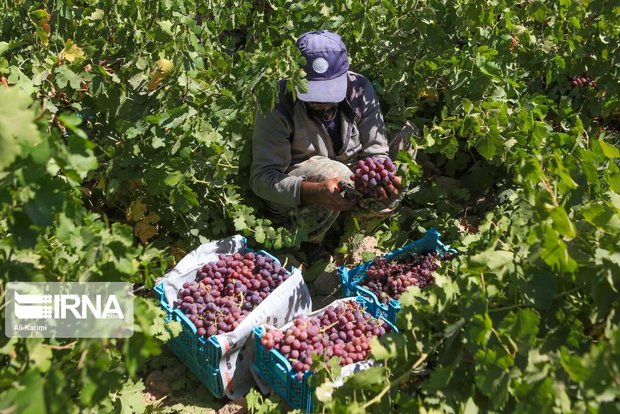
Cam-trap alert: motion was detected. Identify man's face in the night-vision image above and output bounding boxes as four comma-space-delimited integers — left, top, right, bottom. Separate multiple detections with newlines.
306, 102, 339, 121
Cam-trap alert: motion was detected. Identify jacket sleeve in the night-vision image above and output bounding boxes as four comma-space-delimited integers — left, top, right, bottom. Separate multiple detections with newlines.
357, 77, 389, 158
249, 108, 304, 209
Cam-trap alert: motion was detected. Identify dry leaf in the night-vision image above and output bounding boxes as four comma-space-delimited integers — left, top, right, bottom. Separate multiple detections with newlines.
59, 39, 85, 63
126, 199, 147, 222
134, 212, 159, 244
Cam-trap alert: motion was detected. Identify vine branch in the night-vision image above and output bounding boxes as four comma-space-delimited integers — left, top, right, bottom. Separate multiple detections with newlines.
362, 352, 429, 409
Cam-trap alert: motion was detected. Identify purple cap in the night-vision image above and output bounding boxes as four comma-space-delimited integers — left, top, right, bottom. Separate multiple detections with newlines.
295, 30, 349, 103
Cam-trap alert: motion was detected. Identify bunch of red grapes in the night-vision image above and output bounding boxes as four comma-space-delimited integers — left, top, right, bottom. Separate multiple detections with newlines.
350, 157, 398, 197
571, 76, 597, 88
175, 252, 289, 338
360, 251, 445, 304
260, 302, 391, 380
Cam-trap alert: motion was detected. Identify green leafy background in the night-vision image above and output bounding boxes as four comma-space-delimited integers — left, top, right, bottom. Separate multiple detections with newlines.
0, 0, 619, 413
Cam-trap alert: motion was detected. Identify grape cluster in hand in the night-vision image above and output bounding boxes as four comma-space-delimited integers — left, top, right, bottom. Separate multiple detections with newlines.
571, 76, 597, 88
261, 302, 391, 381
350, 157, 398, 197
360, 252, 443, 304
175, 252, 289, 338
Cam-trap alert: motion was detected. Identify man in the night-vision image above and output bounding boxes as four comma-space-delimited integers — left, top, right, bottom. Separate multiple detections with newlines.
250, 30, 403, 243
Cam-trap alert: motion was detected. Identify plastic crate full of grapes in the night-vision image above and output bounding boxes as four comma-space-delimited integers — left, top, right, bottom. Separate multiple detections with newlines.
155, 235, 311, 399
252, 297, 397, 413
338, 228, 457, 324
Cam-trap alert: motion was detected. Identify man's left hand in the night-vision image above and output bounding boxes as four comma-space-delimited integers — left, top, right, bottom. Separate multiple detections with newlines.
375, 176, 402, 200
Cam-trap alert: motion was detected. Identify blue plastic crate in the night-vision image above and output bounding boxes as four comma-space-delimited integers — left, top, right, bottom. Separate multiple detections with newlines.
252, 298, 398, 413
155, 282, 225, 397
338, 228, 457, 324
154, 241, 289, 398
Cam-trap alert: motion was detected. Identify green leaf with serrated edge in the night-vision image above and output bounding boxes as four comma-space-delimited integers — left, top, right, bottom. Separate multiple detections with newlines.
117, 379, 146, 414
254, 226, 266, 244
541, 226, 578, 272
233, 216, 246, 231
152, 316, 181, 342
88, 8, 104, 20
474, 347, 512, 408
246, 388, 260, 410
445, 318, 465, 338
64, 135, 99, 180
425, 365, 454, 391
58, 112, 87, 139
55, 65, 83, 89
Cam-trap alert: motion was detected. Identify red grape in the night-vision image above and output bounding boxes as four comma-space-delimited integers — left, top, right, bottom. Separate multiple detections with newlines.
349, 156, 399, 198
361, 251, 452, 304
262, 302, 392, 380
174, 252, 291, 339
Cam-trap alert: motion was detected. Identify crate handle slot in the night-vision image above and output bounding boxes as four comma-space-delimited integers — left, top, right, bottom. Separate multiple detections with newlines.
174, 309, 198, 334
271, 348, 294, 384
356, 285, 387, 312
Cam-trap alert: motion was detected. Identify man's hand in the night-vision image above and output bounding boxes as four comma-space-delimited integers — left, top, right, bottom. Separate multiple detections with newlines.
375, 176, 402, 200
301, 178, 358, 211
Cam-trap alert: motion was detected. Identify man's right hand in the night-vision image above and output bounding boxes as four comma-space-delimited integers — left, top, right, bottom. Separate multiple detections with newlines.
301, 178, 357, 211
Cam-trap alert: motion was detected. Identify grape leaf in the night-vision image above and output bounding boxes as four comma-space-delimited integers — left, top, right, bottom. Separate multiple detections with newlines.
55, 66, 83, 90
59, 39, 85, 63
126, 199, 147, 222
15, 369, 46, 414
117, 379, 146, 414
87, 8, 104, 20
0, 88, 41, 169
315, 382, 334, 402
27, 341, 53, 373
0, 41, 9, 56
233, 216, 246, 231
469, 249, 514, 270
254, 226, 266, 244
134, 213, 159, 244
582, 205, 620, 232
550, 206, 576, 238
597, 138, 620, 159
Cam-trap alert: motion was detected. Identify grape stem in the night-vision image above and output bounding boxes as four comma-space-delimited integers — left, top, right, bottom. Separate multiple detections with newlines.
319, 322, 339, 333
41, 341, 77, 350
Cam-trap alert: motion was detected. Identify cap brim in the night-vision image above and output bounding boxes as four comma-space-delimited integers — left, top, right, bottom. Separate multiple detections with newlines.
296, 72, 348, 103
